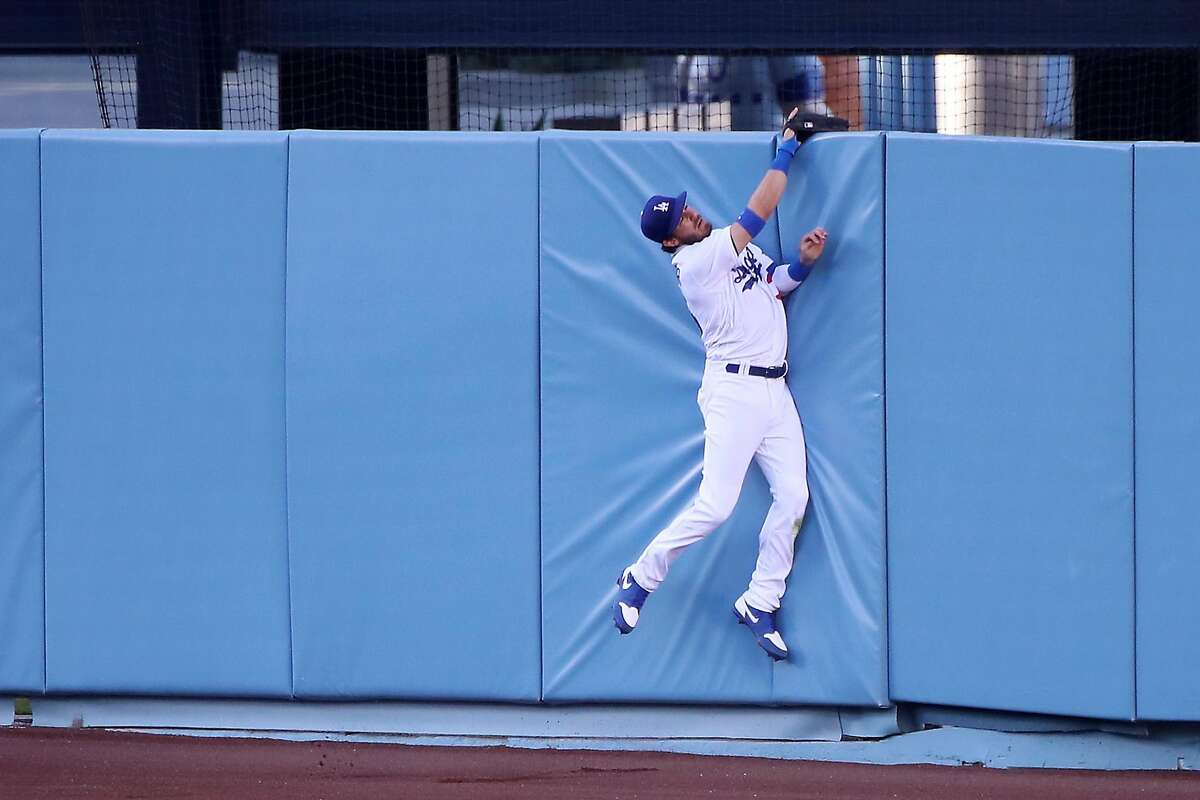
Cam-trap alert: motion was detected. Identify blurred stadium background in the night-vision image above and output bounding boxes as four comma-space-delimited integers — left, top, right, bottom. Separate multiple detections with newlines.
1, 0, 1196, 140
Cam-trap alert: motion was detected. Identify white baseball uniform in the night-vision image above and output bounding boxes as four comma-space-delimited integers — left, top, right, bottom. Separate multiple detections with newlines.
629, 226, 809, 612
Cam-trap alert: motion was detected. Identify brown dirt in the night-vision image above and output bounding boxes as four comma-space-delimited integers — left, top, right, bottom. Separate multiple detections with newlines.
2, 726, 1199, 799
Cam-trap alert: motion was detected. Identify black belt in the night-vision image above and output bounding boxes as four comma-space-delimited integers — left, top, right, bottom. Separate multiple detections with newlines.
725, 362, 788, 379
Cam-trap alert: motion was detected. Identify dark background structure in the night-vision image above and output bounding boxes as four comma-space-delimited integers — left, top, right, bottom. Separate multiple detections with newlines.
0, 0, 1196, 138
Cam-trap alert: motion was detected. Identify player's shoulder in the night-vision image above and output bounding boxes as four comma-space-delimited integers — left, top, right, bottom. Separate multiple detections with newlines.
674, 225, 732, 266
671, 239, 703, 273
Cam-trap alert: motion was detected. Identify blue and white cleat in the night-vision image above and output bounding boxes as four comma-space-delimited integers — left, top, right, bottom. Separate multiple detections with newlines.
733, 596, 789, 661
612, 566, 650, 634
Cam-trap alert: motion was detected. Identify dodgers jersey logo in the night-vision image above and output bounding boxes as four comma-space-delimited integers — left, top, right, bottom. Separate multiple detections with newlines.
731, 249, 762, 292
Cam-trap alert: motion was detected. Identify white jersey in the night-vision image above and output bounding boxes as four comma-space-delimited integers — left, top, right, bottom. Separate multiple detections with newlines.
672, 226, 788, 367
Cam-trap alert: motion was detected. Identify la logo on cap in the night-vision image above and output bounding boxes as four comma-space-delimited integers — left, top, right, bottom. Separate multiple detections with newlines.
640, 190, 686, 244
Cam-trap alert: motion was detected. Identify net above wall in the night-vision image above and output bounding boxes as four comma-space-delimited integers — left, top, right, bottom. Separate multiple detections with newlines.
80, 1, 1200, 141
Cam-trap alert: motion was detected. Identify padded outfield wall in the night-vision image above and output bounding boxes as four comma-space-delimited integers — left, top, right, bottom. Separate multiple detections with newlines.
0, 129, 1196, 722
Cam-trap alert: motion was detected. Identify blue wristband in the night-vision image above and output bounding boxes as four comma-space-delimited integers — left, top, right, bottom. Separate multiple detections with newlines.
771, 137, 800, 173
736, 207, 766, 238
787, 260, 813, 283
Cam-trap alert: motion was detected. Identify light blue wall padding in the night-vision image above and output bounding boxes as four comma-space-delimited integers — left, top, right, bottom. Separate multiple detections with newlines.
886, 134, 1134, 719
1133, 143, 1200, 721
40, 131, 292, 697
0, 131, 45, 694
540, 131, 789, 703
285, 132, 540, 700
772, 133, 887, 706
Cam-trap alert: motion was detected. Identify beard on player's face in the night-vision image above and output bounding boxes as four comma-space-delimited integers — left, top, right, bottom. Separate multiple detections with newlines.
671, 205, 712, 245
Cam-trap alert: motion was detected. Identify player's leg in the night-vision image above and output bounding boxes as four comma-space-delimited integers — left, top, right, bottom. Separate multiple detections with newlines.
615, 375, 766, 633
630, 375, 766, 591
730, 380, 808, 658
743, 381, 810, 612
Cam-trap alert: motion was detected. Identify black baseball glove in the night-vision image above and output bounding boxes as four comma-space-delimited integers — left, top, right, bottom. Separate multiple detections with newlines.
783, 111, 851, 144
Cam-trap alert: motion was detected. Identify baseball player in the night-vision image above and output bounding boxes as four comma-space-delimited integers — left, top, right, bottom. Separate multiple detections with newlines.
613, 110, 841, 661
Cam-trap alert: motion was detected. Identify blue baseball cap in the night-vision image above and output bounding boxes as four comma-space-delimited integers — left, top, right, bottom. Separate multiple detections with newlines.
640, 191, 687, 244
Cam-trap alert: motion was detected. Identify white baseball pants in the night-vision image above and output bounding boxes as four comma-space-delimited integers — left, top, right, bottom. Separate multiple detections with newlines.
630, 362, 809, 612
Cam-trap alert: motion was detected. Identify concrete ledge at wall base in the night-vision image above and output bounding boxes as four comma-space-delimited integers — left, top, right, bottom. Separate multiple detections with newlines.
904, 703, 1149, 737
27, 698, 1200, 770
28, 698, 848, 742
80, 725, 1200, 772
693, 727, 1200, 770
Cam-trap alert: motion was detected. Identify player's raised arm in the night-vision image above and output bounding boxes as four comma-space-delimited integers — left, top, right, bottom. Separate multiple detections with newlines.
729, 109, 802, 254
730, 109, 850, 254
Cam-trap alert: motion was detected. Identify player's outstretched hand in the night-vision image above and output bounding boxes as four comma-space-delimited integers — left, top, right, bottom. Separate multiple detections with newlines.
799, 228, 829, 264
780, 107, 800, 141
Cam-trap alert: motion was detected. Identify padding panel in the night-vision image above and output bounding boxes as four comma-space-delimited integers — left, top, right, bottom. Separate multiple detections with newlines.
772, 132, 888, 706
540, 132, 788, 703
40, 131, 292, 696
885, 134, 1134, 719
1133, 143, 1200, 721
0, 130, 45, 694
285, 132, 540, 700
